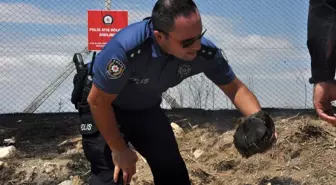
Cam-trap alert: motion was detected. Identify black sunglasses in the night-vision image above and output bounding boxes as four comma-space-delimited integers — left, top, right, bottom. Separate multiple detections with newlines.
157, 28, 207, 48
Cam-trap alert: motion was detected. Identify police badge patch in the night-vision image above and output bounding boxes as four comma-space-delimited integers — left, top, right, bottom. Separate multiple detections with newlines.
177, 63, 192, 80
106, 59, 125, 79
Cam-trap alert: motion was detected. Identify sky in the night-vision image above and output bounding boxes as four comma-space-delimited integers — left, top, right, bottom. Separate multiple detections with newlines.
0, 0, 312, 113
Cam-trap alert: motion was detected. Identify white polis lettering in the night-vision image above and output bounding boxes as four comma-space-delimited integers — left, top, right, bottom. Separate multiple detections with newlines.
81, 124, 92, 131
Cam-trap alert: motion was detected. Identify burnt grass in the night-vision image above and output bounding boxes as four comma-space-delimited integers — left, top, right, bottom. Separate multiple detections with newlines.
1, 108, 336, 185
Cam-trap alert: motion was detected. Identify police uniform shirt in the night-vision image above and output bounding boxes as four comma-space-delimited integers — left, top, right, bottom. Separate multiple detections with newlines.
92, 18, 236, 110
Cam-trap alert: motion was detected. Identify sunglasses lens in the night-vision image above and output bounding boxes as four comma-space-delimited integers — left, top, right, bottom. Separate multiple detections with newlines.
182, 29, 206, 48
183, 40, 194, 48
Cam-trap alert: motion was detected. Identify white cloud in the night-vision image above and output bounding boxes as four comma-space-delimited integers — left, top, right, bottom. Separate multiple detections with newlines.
197, 13, 310, 81
1, 34, 87, 57
0, 3, 84, 25
0, 54, 77, 113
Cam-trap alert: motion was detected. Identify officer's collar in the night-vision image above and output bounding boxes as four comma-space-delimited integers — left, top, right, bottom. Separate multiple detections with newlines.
148, 20, 174, 59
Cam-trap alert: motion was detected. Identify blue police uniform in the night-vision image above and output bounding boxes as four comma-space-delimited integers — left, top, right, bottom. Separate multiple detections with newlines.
93, 18, 235, 110
82, 18, 236, 185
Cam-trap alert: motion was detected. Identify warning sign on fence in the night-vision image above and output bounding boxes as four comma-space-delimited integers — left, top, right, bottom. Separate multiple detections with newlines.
88, 10, 128, 51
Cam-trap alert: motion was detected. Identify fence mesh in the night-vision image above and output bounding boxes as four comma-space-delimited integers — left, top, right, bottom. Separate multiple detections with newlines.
0, 0, 311, 114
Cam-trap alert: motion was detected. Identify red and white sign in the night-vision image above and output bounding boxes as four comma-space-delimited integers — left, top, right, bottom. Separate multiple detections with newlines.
88, 10, 128, 51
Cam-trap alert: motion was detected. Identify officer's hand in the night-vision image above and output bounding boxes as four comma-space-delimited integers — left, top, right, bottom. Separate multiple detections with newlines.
313, 81, 336, 125
112, 147, 138, 185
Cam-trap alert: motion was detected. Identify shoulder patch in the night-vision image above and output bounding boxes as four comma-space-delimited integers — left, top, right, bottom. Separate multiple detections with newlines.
106, 59, 125, 79
198, 44, 218, 60
177, 63, 192, 80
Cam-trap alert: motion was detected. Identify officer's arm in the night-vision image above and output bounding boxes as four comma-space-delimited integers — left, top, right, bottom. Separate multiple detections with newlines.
87, 40, 130, 153
204, 48, 261, 116
219, 77, 261, 116
88, 85, 127, 152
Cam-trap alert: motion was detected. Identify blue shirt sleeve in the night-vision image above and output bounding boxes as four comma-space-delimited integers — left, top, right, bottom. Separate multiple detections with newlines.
202, 38, 236, 86
92, 39, 130, 94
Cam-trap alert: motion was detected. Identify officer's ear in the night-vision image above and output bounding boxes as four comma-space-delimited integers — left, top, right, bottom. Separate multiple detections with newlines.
154, 30, 167, 42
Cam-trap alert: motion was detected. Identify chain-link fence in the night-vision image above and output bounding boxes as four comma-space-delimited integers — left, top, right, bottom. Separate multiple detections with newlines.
0, 0, 311, 114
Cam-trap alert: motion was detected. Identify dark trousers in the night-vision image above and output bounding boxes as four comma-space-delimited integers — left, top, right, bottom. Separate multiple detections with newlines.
307, 0, 336, 81
81, 104, 191, 185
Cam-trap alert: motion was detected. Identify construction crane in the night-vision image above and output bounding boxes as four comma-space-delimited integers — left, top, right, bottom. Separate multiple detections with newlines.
23, 48, 92, 113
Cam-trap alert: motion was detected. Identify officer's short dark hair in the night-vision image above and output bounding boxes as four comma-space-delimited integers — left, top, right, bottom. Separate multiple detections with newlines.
151, 0, 198, 33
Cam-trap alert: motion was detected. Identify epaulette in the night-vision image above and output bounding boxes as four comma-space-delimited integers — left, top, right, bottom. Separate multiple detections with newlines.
125, 38, 152, 63
197, 44, 218, 60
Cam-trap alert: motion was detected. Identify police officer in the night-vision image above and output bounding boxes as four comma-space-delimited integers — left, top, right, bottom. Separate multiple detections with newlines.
86, 0, 263, 184
307, 0, 336, 125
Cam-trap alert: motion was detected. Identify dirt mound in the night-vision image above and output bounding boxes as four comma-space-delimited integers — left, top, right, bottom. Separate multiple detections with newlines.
0, 110, 336, 185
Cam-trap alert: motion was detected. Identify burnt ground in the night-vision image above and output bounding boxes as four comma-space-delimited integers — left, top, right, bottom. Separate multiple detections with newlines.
0, 108, 336, 185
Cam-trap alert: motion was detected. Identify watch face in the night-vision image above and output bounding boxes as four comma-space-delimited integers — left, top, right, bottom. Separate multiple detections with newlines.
103, 15, 113, 25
